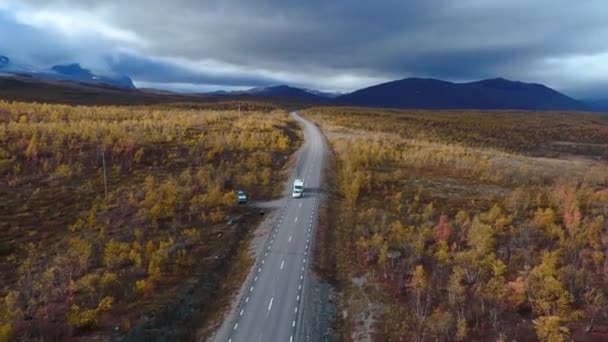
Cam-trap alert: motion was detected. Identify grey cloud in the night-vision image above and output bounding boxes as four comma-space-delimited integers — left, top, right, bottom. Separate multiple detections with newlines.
3, 0, 608, 95
105, 53, 278, 87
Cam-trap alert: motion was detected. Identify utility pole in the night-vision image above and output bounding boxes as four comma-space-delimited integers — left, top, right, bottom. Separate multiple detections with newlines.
102, 150, 108, 200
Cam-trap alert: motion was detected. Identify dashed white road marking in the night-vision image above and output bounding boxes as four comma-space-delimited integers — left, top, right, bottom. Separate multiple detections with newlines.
292, 320, 296, 327
299, 202, 302, 207
240, 309, 244, 316
267, 297, 274, 311
294, 216, 298, 223
288, 235, 292, 243
245, 296, 249, 303
254, 276, 258, 282
250, 286, 254, 292
295, 307, 298, 313
234, 323, 238, 330
280, 260, 285, 270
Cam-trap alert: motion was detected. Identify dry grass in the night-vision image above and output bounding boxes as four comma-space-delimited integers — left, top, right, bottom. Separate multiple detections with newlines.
304, 107, 608, 342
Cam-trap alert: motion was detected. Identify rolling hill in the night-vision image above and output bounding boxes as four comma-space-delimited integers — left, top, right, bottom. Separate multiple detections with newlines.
209, 85, 330, 103
336, 77, 586, 110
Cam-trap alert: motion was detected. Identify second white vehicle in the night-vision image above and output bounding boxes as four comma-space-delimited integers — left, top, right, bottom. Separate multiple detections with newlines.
292, 178, 304, 198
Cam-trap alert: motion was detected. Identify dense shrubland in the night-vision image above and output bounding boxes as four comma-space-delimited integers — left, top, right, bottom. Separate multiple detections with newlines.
305, 108, 608, 341
0, 101, 300, 340
310, 107, 608, 158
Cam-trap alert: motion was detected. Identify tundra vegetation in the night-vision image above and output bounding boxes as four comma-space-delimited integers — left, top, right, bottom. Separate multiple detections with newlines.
0, 101, 300, 340
305, 107, 608, 342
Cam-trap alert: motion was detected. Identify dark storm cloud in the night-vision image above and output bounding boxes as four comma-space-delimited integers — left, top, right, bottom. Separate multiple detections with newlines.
106, 54, 277, 87
2, 0, 608, 94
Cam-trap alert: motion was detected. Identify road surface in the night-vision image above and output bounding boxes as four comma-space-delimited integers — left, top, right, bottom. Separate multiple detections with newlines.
213, 112, 326, 342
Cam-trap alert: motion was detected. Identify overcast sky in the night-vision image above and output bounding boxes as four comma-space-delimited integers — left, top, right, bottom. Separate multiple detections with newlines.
0, 0, 606, 96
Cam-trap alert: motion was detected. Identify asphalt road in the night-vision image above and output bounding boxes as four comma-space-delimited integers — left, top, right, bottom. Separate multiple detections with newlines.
214, 112, 326, 342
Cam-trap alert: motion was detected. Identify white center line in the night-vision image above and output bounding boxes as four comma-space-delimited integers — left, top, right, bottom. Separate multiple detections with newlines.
288, 235, 292, 243
246, 296, 249, 303
295, 216, 298, 223
280, 260, 285, 270
240, 309, 244, 316
234, 323, 239, 330
267, 297, 274, 311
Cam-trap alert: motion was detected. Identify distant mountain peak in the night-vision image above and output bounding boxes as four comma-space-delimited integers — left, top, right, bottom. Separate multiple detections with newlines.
266, 84, 291, 89
337, 77, 585, 110
51, 63, 95, 78
469, 78, 527, 91
48, 63, 135, 89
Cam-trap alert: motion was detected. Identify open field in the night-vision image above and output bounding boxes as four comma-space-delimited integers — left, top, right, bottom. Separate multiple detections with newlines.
305, 107, 608, 342
0, 101, 301, 340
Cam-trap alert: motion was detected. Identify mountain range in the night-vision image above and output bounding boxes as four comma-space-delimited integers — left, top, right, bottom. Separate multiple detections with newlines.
208, 85, 339, 101
232, 79, 593, 111
335, 77, 586, 110
0, 55, 135, 89
0, 54, 604, 111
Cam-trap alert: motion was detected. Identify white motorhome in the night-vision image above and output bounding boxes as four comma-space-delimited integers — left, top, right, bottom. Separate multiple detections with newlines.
292, 179, 304, 198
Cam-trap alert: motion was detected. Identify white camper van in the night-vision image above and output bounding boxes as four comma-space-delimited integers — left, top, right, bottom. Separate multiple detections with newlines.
292, 179, 304, 198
